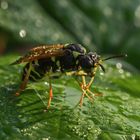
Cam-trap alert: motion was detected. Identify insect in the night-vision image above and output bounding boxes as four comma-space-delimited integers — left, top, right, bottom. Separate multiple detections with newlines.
11, 43, 126, 109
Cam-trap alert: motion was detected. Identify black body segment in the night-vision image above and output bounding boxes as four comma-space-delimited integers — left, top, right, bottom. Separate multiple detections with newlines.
21, 43, 90, 81
77, 52, 100, 72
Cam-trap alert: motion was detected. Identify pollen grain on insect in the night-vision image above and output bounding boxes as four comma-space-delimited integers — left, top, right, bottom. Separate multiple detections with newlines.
43, 46, 46, 49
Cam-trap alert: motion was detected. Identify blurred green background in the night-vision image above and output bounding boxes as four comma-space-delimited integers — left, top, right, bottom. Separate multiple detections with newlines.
0, 0, 140, 140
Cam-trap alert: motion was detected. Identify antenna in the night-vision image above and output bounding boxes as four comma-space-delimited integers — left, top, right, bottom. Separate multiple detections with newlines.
103, 54, 127, 61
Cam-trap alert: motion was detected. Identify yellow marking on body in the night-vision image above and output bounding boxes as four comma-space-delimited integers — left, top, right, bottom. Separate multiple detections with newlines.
76, 60, 79, 65
76, 70, 87, 76
82, 47, 86, 54
72, 51, 81, 58
64, 43, 69, 47
65, 71, 76, 76
66, 70, 87, 76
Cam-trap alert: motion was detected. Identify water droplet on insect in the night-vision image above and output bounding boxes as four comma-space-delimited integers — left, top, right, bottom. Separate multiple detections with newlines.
19, 29, 26, 38
0, 1, 8, 10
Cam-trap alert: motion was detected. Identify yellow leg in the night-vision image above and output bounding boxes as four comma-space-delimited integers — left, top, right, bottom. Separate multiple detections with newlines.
47, 78, 53, 109
78, 76, 94, 106
15, 63, 32, 96
77, 74, 103, 106
86, 89, 103, 97
79, 91, 85, 107
85, 67, 97, 89
78, 76, 86, 106
86, 76, 95, 89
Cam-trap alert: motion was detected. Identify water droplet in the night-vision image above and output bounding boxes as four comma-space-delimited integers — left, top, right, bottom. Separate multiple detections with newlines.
44, 82, 48, 85
116, 63, 122, 69
100, 72, 104, 76
19, 29, 26, 38
0, 1, 8, 10
42, 137, 50, 140
75, 130, 79, 134
134, 5, 140, 27
121, 74, 125, 79
105, 87, 109, 90
87, 126, 91, 130
135, 5, 140, 19
119, 69, 124, 74
35, 19, 42, 27
83, 134, 87, 138
126, 72, 131, 77
131, 134, 136, 140
103, 7, 112, 17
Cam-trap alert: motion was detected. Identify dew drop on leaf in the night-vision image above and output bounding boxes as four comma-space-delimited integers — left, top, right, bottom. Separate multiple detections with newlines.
19, 29, 26, 38
0, 0, 8, 10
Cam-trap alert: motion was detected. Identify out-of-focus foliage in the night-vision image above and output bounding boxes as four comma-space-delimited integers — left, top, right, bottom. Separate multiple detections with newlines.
0, 0, 140, 69
0, 0, 140, 140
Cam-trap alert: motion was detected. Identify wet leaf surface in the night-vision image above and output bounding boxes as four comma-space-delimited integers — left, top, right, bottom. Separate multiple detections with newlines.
0, 56, 140, 140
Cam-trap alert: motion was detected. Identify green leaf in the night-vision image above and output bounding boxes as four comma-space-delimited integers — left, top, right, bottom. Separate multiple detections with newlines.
0, 55, 140, 140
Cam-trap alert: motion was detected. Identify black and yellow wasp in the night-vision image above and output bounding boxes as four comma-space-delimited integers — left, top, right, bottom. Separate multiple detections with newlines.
11, 43, 126, 109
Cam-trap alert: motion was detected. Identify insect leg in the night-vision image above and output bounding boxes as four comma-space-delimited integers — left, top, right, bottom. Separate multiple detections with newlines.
86, 76, 95, 89
85, 76, 103, 97
47, 78, 53, 109
78, 76, 93, 106
78, 76, 86, 106
15, 63, 32, 96
86, 88, 103, 97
